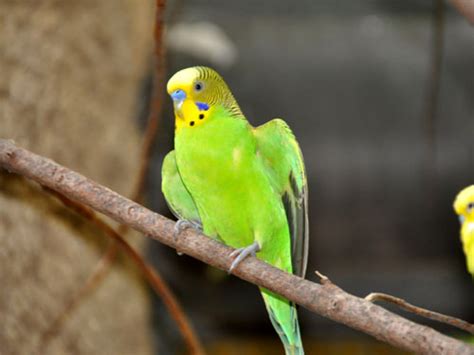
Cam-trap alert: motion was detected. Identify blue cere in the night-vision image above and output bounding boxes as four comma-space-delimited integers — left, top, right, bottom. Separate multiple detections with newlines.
196, 102, 209, 111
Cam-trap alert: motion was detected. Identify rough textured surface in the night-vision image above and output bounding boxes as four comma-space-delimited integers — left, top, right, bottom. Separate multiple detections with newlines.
2, 139, 473, 355
0, 1, 154, 354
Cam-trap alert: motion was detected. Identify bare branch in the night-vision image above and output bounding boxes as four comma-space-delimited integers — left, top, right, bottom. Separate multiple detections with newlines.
366, 292, 474, 335
1, 139, 473, 355
46, 0, 170, 347
42, 188, 205, 355
422, 0, 445, 174
133, 0, 167, 201
315, 270, 331, 285
38, 242, 118, 353
450, 0, 474, 24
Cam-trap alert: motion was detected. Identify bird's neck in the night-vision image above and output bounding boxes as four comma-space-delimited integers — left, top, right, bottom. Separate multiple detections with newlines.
174, 109, 252, 164
174, 103, 244, 131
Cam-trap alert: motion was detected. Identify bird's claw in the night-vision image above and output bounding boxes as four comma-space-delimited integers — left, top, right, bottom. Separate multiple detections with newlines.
174, 219, 202, 255
229, 241, 260, 273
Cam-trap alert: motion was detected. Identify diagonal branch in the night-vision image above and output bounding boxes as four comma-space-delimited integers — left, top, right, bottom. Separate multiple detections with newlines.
37, 241, 118, 353
1, 139, 473, 355
39, 188, 205, 355
366, 292, 474, 335
450, 0, 474, 24
133, 0, 167, 201
43, 0, 170, 348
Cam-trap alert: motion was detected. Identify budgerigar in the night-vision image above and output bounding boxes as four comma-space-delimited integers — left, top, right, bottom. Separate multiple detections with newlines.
162, 66, 308, 354
454, 185, 474, 276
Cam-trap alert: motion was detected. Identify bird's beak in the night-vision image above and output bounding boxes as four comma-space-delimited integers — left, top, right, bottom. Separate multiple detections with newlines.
170, 89, 187, 118
459, 215, 465, 224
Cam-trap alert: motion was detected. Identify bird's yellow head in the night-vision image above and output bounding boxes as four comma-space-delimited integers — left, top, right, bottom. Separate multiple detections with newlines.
453, 185, 474, 225
454, 186, 474, 277
167, 66, 242, 130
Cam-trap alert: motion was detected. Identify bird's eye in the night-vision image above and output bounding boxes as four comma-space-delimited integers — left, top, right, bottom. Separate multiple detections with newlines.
468, 203, 474, 212
194, 81, 204, 92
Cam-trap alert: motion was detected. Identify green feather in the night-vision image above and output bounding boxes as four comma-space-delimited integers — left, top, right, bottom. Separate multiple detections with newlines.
162, 67, 308, 354
162, 150, 200, 225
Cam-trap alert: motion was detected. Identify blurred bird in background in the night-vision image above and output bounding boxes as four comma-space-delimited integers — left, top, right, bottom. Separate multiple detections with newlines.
454, 185, 474, 277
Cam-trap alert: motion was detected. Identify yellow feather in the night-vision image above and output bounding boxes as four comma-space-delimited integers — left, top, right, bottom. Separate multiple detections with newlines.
166, 66, 243, 132
167, 67, 200, 94
453, 185, 474, 276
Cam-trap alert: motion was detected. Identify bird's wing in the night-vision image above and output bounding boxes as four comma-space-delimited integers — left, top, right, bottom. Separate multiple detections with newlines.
254, 119, 309, 277
162, 150, 202, 226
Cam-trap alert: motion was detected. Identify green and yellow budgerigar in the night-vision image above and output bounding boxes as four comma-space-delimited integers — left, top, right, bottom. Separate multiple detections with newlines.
162, 66, 308, 354
454, 185, 474, 276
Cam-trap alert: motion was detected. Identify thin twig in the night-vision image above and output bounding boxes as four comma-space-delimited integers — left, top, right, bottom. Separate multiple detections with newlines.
43, 188, 205, 355
423, 0, 445, 170
365, 292, 474, 335
1, 140, 473, 354
133, 0, 167, 201
315, 270, 331, 285
41, 0, 170, 349
450, 0, 474, 24
37, 243, 118, 353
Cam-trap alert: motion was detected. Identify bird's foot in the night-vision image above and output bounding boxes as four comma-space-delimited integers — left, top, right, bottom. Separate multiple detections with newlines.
174, 219, 202, 255
228, 241, 261, 273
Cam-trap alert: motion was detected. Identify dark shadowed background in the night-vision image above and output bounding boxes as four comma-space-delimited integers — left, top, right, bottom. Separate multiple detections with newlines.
146, 0, 474, 353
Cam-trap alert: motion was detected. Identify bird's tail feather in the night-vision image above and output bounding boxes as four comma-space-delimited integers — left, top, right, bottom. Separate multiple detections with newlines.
261, 289, 304, 355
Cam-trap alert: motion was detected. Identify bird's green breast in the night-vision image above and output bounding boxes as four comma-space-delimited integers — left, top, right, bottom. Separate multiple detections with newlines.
174, 108, 291, 268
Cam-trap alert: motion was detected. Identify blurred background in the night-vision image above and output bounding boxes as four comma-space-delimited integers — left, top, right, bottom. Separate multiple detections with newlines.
1, 0, 473, 354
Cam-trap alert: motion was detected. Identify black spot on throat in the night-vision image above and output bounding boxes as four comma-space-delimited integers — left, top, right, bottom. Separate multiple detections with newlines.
190, 121, 195, 126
